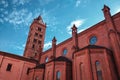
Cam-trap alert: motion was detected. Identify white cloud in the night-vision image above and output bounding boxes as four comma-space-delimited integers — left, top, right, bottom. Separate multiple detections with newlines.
78, 29, 85, 33
0, 0, 58, 31
12, 0, 18, 4
44, 42, 52, 50
22, 44, 25, 48
7, 9, 27, 25
113, 6, 120, 14
0, 6, 42, 30
12, 0, 30, 5
16, 46, 23, 50
41, 9, 58, 28
14, 43, 25, 51
38, 0, 54, 6
5, 9, 33, 28
4, 11, 8, 15
0, 18, 4, 23
19, 0, 29, 5
75, 0, 81, 7
1, 0, 5, 4
1, 0, 8, 8
66, 19, 85, 34
4, 2, 8, 8
0, 8, 4, 11
115, 8, 120, 13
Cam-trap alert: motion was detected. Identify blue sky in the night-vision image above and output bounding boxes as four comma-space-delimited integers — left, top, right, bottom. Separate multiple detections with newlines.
0, 0, 120, 56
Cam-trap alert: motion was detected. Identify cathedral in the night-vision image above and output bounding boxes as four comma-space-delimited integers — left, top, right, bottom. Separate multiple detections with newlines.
0, 5, 120, 80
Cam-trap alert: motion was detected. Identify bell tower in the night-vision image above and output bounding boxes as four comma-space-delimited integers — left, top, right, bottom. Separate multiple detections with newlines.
24, 16, 46, 61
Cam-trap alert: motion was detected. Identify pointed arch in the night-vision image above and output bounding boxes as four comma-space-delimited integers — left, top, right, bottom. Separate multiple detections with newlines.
45, 57, 49, 62
80, 63, 85, 80
56, 71, 61, 80
47, 71, 50, 80
95, 61, 103, 80
35, 76, 39, 80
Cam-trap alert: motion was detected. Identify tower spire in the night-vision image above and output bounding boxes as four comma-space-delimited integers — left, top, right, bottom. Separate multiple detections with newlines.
102, 4, 111, 20
37, 15, 42, 20
34, 15, 44, 25
102, 5, 116, 30
52, 36, 57, 59
103, 5, 110, 11
71, 24, 79, 51
24, 15, 46, 61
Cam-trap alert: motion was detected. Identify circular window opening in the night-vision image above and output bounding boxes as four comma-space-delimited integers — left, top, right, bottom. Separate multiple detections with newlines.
45, 57, 48, 62
63, 49, 68, 56
89, 36, 97, 45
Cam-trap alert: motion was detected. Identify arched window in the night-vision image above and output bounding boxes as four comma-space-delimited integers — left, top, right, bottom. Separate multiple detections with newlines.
56, 71, 61, 80
45, 57, 48, 62
62, 49, 68, 56
35, 76, 39, 80
96, 61, 103, 80
80, 63, 85, 80
47, 71, 50, 80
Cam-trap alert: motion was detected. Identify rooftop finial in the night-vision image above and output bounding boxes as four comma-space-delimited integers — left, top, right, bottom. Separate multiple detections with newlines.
71, 24, 77, 30
52, 36, 57, 42
37, 15, 42, 20
102, 4, 110, 11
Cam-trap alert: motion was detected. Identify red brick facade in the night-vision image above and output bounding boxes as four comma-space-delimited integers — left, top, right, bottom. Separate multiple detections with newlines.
0, 5, 120, 80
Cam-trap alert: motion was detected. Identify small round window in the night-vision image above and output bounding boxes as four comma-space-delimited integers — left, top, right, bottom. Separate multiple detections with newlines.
45, 57, 48, 62
63, 49, 68, 56
89, 36, 97, 45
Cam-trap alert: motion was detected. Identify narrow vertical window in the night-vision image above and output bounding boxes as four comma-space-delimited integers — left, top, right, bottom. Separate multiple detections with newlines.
34, 53, 37, 57
38, 27, 42, 32
35, 33, 38, 36
39, 34, 42, 38
6, 63, 12, 71
47, 71, 50, 80
38, 40, 41, 44
96, 61, 103, 80
80, 63, 84, 80
45, 57, 48, 62
62, 49, 68, 56
80, 63, 83, 80
32, 44, 35, 49
35, 76, 39, 80
56, 71, 61, 80
26, 68, 30, 75
33, 39, 37, 43
80, 63, 85, 80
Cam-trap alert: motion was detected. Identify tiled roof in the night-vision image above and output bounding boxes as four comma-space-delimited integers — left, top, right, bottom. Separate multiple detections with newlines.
34, 63, 45, 69
82, 45, 106, 49
53, 56, 72, 63
0, 51, 38, 63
